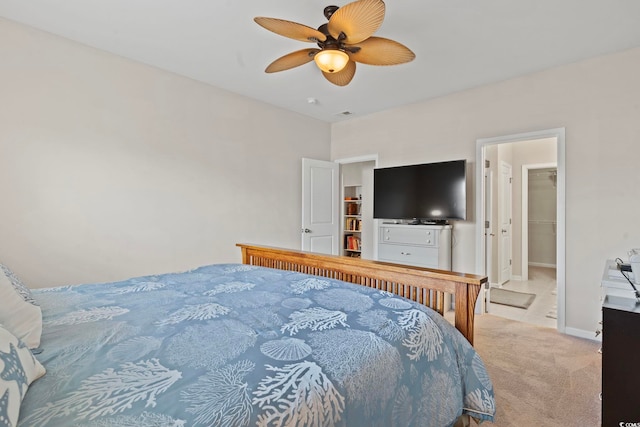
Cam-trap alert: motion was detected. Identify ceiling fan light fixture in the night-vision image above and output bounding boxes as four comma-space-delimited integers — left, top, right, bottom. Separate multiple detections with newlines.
314, 49, 349, 73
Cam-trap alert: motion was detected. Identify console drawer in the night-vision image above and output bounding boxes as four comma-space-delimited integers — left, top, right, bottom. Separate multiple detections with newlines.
380, 227, 438, 246
378, 244, 439, 268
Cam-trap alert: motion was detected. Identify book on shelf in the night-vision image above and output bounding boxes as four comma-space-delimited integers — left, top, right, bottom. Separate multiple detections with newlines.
345, 234, 361, 251
345, 218, 362, 231
346, 203, 360, 215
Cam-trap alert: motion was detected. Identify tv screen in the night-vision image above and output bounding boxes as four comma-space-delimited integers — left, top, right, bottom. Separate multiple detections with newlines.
373, 160, 466, 221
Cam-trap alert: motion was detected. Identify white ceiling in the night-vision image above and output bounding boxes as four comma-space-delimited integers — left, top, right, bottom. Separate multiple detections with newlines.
2, 0, 640, 123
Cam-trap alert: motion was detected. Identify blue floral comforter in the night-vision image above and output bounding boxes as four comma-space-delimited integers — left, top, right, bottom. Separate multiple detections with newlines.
20, 264, 495, 427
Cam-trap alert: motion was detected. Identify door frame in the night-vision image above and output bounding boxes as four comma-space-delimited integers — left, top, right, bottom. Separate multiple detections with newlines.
521, 162, 557, 280
475, 128, 566, 332
484, 168, 494, 285
497, 160, 513, 286
483, 168, 494, 313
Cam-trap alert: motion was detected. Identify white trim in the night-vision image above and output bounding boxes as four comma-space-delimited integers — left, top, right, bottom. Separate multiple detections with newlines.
565, 327, 601, 342
484, 169, 494, 284
529, 262, 557, 268
521, 162, 557, 281
334, 154, 379, 164
497, 160, 513, 286
476, 128, 566, 334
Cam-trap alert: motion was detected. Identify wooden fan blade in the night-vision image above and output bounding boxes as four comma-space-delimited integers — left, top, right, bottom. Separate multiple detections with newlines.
327, 0, 385, 44
265, 49, 319, 73
323, 60, 356, 86
254, 17, 327, 43
347, 36, 415, 65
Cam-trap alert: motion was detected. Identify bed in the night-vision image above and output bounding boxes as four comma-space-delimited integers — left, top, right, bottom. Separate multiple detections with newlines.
8, 244, 495, 427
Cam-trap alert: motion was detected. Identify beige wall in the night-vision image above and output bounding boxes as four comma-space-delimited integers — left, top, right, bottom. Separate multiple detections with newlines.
0, 19, 331, 287
3, 17, 640, 337
331, 47, 640, 336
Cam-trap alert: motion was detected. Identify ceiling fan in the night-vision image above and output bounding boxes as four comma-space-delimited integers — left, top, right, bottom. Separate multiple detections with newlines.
254, 0, 415, 86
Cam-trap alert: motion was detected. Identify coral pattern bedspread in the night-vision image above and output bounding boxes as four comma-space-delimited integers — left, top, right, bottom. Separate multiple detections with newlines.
20, 264, 495, 427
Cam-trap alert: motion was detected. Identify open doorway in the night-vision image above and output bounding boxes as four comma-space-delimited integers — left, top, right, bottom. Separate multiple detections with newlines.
336, 155, 378, 260
522, 164, 558, 278
476, 129, 565, 332
521, 164, 558, 324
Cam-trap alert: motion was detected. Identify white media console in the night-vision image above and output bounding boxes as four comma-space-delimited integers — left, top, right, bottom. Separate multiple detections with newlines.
378, 223, 452, 270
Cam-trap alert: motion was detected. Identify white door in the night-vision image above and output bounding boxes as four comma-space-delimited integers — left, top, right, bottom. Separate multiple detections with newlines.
498, 161, 512, 285
301, 158, 339, 254
484, 168, 494, 312
485, 169, 494, 284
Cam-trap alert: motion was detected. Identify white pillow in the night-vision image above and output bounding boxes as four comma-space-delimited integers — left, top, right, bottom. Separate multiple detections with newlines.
0, 324, 46, 427
0, 265, 38, 306
0, 270, 42, 349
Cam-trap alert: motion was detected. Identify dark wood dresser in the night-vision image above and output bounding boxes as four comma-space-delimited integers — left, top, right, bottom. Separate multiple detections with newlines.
602, 295, 640, 426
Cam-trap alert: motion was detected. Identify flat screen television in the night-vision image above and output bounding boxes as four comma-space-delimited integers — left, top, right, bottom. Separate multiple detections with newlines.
373, 160, 466, 222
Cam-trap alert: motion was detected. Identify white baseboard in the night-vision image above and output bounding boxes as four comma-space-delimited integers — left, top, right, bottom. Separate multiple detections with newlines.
529, 262, 557, 268
564, 326, 601, 342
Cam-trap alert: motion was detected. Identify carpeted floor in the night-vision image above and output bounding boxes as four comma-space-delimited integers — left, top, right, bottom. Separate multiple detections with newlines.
473, 315, 602, 427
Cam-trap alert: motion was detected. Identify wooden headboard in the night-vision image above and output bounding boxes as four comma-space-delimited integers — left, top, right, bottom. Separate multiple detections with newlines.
237, 243, 487, 345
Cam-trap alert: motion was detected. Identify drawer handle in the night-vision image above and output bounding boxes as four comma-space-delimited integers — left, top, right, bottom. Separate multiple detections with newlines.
400, 252, 411, 256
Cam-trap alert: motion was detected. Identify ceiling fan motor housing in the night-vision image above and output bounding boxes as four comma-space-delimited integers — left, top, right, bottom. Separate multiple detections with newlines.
323, 5, 339, 20
316, 23, 359, 54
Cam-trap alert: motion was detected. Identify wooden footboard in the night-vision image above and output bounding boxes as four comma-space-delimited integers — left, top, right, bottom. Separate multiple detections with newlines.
237, 244, 487, 345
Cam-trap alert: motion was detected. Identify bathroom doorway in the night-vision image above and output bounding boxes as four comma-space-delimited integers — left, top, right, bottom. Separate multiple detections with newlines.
476, 128, 565, 332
